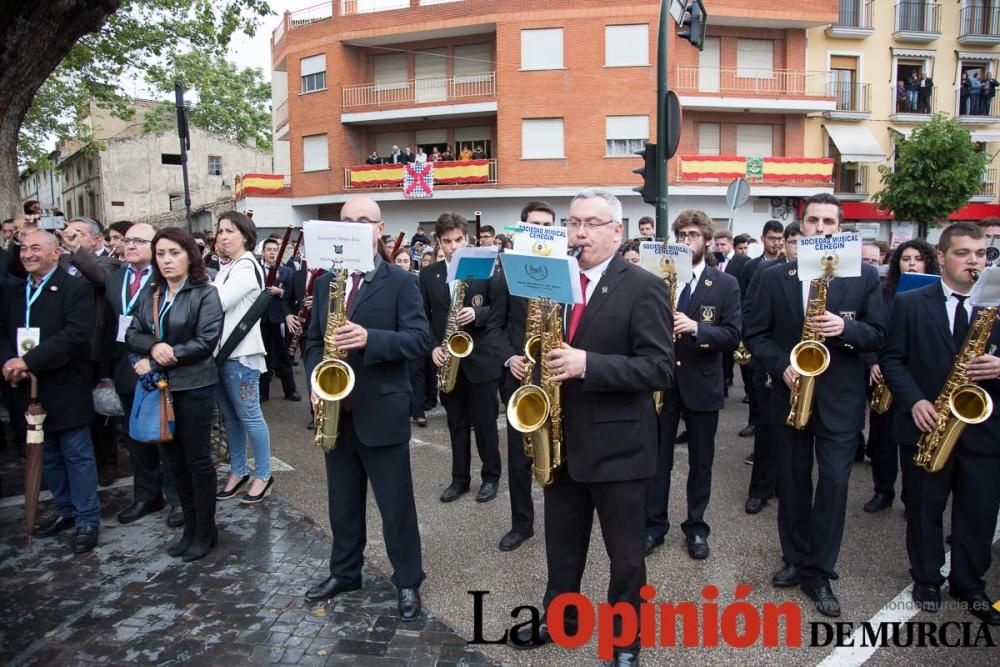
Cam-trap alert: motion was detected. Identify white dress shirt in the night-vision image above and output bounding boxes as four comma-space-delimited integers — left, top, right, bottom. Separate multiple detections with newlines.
941, 280, 973, 331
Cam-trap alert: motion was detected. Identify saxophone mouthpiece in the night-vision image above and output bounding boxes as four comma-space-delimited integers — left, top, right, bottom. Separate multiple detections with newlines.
570, 246, 583, 260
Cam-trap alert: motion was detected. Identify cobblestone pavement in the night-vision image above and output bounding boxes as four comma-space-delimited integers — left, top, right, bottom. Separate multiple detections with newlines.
0, 484, 492, 666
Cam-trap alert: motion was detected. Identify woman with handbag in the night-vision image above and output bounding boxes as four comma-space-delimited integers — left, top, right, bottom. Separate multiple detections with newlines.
213, 211, 275, 504
126, 227, 223, 562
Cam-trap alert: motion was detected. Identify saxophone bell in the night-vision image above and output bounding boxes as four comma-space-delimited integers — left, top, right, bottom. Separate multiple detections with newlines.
948, 383, 993, 425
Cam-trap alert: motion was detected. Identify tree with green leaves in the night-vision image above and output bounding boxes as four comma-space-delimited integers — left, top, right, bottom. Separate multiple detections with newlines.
872, 114, 989, 236
1, 0, 271, 217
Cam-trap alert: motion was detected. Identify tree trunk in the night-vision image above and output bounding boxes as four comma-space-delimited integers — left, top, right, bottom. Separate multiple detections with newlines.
0, 0, 121, 217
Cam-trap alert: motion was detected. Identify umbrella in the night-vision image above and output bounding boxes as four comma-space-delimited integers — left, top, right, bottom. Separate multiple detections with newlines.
23, 374, 46, 549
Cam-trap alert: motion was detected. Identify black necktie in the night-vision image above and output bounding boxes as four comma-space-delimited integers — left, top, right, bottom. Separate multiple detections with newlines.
677, 281, 692, 312
953, 294, 969, 348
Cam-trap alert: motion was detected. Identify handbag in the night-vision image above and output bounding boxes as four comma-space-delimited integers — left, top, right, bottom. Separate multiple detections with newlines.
128, 288, 176, 444
93, 385, 125, 417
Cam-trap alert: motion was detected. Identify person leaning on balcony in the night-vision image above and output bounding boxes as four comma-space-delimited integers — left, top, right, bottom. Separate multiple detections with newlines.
906, 71, 920, 113
366, 151, 380, 166
960, 73, 971, 115
984, 72, 999, 116
440, 145, 454, 161
459, 146, 473, 161
415, 148, 427, 163
388, 145, 403, 164
472, 145, 486, 159
896, 81, 909, 113
402, 147, 415, 163
918, 72, 933, 115
970, 72, 983, 116
429, 146, 441, 162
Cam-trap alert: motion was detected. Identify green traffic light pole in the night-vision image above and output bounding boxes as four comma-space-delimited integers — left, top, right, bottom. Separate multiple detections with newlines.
655, 0, 670, 240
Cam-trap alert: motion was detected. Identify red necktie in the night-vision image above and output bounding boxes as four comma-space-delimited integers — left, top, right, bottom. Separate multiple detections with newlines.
345, 272, 363, 313
568, 273, 590, 342
129, 268, 144, 299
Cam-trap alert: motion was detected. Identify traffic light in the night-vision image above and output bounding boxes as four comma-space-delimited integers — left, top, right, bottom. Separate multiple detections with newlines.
633, 142, 658, 205
677, 0, 707, 52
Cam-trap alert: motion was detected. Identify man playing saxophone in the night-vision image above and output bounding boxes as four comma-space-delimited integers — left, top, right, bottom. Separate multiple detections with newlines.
880, 222, 1000, 625
420, 212, 505, 504
303, 197, 432, 622
744, 193, 885, 618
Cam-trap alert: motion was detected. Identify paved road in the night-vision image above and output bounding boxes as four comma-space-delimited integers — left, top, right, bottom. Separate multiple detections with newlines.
265, 367, 1000, 666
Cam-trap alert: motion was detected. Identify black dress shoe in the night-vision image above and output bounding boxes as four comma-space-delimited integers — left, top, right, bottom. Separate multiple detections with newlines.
612, 651, 640, 666
686, 535, 709, 560
117, 498, 166, 524
285, 392, 302, 402
476, 482, 498, 503
772, 564, 800, 588
398, 587, 421, 621
304, 576, 362, 601
742, 394, 750, 404
738, 424, 756, 438
950, 589, 1000, 626
675, 431, 688, 444
643, 534, 664, 557
166, 506, 185, 528
802, 583, 841, 617
217, 474, 250, 500
73, 525, 99, 554
745, 497, 767, 514
912, 583, 941, 612
744, 452, 754, 465
415, 417, 427, 427
863, 492, 893, 513
35, 515, 75, 538
499, 530, 534, 552
439, 481, 469, 503
510, 622, 553, 649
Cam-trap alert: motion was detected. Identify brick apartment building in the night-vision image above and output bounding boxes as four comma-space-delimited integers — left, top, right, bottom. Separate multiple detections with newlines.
249, 0, 844, 239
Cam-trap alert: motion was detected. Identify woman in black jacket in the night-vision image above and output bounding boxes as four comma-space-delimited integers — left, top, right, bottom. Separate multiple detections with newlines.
126, 227, 224, 562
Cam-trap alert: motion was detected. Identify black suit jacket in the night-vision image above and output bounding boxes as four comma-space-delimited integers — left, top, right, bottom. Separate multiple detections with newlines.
262, 263, 293, 323
0, 268, 96, 431
880, 283, 1000, 456
486, 269, 530, 395
744, 261, 886, 434
305, 258, 432, 448
419, 259, 505, 384
674, 266, 741, 411
561, 254, 674, 483
103, 265, 155, 394
723, 254, 750, 281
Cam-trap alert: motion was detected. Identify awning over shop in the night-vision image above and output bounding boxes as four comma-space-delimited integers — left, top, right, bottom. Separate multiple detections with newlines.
824, 124, 885, 163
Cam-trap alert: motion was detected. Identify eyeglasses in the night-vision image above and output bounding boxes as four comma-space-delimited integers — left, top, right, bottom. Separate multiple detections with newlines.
675, 231, 703, 241
763, 235, 784, 243
123, 238, 151, 246
566, 218, 614, 231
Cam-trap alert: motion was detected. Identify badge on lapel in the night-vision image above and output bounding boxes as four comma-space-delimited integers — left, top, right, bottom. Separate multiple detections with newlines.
602, 286, 608, 294
471, 294, 484, 306
839, 311, 856, 321
700, 305, 716, 323
789, 269, 797, 277
704, 279, 713, 287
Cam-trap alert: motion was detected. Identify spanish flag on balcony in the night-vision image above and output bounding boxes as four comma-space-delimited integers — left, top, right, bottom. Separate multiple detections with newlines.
349, 164, 406, 187
762, 157, 834, 182
349, 160, 491, 188
679, 156, 747, 180
235, 173, 287, 199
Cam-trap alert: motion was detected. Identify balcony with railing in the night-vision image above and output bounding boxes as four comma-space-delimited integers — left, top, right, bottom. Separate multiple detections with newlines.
973, 168, 997, 201
832, 162, 871, 201
957, 87, 1000, 123
343, 159, 497, 190
893, 1, 941, 43
674, 67, 836, 113
827, 0, 875, 38
961, 3, 1000, 45
824, 81, 871, 120
342, 72, 496, 111
675, 155, 834, 187
890, 87, 936, 122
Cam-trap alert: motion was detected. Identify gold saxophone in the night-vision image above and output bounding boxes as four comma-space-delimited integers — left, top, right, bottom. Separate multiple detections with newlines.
914, 272, 997, 473
653, 268, 680, 415
311, 269, 356, 452
514, 298, 545, 457
734, 342, 752, 366
438, 279, 474, 394
507, 299, 564, 486
786, 264, 834, 430
869, 380, 893, 414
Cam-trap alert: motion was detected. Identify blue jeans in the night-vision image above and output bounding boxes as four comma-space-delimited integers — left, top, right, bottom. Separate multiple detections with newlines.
907, 89, 918, 112
217, 359, 272, 480
43, 425, 100, 527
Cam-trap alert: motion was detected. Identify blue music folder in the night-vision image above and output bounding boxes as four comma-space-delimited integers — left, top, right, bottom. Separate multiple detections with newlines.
896, 272, 941, 294
447, 247, 498, 283
499, 252, 582, 305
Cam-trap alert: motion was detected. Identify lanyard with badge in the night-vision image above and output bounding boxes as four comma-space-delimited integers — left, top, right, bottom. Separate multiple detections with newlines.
19, 271, 54, 356
117, 267, 153, 343
158, 284, 182, 336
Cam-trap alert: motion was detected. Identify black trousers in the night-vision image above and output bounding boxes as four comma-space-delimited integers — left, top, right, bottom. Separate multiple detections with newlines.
408, 359, 425, 420
747, 370, 777, 500
91, 366, 118, 476
741, 362, 758, 424
260, 320, 297, 399
867, 407, 898, 498
439, 370, 501, 485
774, 422, 856, 588
543, 472, 647, 654
900, 443, 1000, 595
324, 412, 424, 589
645, 389, 718, 540
500, 373, 534, 534
120, 392, 179, 507
423, 356, 437, 408
159, 386, 216, 526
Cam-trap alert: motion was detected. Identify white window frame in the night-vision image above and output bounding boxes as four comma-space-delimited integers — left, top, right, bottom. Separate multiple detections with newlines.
302, 133, 329, 172
736, 39, 774, 80
207, 155, 222, 176
521, 118, 565, 159
300, 54, 327, 94
521, 28, 564, 71
605, 115, 649, 157
605, 24, 650, 68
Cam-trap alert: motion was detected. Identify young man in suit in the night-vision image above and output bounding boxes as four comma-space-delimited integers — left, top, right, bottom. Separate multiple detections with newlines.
420, 212, 505, 504
0, 231, 98, 552
645, 210, 741, 561
489, 200, 557, 552
100, 223, 182, 527
259, 237, 301, 402
303, 197, 432, 620
880, 222, 1000, 625
744, 193, 886, 618
511, 190, 673, 666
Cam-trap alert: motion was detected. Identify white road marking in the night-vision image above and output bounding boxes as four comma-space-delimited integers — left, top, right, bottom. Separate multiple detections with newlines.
817, 510, 1000, 667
